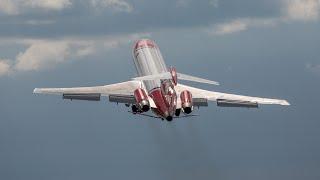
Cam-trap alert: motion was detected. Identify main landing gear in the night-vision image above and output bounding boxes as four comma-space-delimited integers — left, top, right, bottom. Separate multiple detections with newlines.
130, 104, 176, 122
166, 116, 173, 121
175, 109, 181, 117
131, 104, 138, 114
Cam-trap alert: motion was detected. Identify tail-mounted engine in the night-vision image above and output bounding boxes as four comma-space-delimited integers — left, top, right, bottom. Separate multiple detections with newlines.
133, 88, 150, 112
180, 90, 193, 114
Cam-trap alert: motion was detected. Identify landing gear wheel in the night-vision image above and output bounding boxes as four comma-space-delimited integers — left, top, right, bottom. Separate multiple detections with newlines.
131, 105, 138, 114
166, 116, 173, 122
175, 109, 181, 117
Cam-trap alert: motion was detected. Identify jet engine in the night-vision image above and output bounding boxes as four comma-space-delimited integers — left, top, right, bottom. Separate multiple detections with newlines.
134, 88, 150, 112
180, 90, 193, 114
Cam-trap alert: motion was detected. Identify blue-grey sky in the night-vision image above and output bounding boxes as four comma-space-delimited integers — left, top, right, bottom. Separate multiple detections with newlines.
1, 0, 320, 180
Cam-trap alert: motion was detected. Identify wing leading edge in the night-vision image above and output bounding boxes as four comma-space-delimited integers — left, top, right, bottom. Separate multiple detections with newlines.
176, 84, 290, 107
33, 80, 141, 96
34, 80, 157, 108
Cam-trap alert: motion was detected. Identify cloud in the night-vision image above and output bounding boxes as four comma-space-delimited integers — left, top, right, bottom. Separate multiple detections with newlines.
74, 44, 96, 57
14, 40, 70, 71
0, 33, 149, 76
0, 0, 71, 15
176, 0, 191, 7
306, 63, 320, 75
0, 0, 133, 15
209, 20, 248, 35
0, 0, 19, 15
23, 0, 72, 10
176, 0, 218, 8
90, 0, 133, 12
285, 0, 320, 21
0, 59, 10, 76
24, 20, 56, 25
209, 18, 277, 35
207, 0, 320, 36
102, 33, 149, 48
209, 0, 219, 8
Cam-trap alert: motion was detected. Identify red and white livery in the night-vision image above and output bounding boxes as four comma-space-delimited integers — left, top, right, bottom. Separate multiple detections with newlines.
34, 39, 290, 121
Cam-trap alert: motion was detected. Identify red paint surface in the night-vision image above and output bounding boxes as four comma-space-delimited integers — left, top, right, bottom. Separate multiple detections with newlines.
149, 88, 169, 117
180, 90, 192, 104
134, 88, 148, 103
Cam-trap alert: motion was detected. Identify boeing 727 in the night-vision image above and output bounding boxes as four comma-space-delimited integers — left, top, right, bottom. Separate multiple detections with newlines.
34, 39, 290, 121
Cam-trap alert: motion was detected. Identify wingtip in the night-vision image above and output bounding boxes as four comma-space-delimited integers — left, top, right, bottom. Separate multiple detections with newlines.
281, 100, 290, 106
33, 88, 40, 94
207, 80, 220, 85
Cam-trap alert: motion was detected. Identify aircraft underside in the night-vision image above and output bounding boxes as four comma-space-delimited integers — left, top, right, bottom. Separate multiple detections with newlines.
33, 39, 290, 121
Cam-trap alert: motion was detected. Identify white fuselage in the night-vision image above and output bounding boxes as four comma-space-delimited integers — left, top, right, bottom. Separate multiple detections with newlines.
132, 39, 168, 91
132, 39, 177, 119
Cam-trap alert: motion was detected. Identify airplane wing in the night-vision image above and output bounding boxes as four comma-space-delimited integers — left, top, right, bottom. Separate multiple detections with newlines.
175, 84, 290, 108
33, 80, 157, 107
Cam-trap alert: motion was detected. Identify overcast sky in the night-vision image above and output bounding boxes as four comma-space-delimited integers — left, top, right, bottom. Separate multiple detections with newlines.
1, 0, 320, 180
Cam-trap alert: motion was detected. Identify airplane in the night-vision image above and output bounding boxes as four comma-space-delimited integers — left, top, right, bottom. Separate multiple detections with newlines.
34, 39, 290, 121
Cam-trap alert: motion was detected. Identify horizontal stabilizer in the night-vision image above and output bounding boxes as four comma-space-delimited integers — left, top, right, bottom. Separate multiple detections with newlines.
177, 73, 219, 85
132, 72, 219, 85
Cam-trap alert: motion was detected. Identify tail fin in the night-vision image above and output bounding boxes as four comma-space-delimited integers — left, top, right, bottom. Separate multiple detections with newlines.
132, 72, 219, 85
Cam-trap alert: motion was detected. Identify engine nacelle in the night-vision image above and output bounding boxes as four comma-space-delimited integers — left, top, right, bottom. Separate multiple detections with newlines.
180, 90, 193, 114
134, 88, 150, 112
